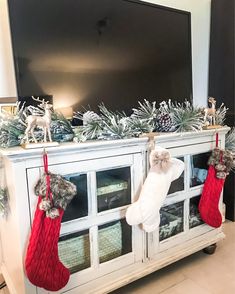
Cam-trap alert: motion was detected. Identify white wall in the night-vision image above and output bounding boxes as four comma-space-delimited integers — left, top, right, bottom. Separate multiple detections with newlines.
0, 0, 211, 106
0, 0, 17, 98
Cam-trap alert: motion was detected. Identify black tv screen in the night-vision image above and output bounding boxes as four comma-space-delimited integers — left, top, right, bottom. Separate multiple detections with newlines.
8, 0, 192, 114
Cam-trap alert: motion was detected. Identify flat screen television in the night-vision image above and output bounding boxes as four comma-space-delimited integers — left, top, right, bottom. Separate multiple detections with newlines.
8, 0, 192, 114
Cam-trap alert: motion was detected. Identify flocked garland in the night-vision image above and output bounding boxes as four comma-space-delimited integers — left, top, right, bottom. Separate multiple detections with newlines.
0, 102, 74, 148
0, 156, 8, 216
73, 99, 228, 142
0, 99, 229, 147
225, 127, 235, 153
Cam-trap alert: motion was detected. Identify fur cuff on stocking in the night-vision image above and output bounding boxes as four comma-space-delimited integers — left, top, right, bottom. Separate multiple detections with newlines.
35, 173, 77, 210
208, 148, 234, 179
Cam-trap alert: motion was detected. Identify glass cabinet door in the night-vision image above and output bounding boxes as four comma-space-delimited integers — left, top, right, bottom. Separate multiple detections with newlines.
59, 166, 132, 222
59, 165, 133, 274
62, 173, 88, 222
58, 220, 133, 274
58, 229, 90, 274
189, 196, 204, 229
168, 157, 185, 195
96, 167, 131, 212
148, 145, 216, 259
190, 152, 210, 187
159, 201, 184, 242
26, 152, 144, 287
98, 219, 132, 264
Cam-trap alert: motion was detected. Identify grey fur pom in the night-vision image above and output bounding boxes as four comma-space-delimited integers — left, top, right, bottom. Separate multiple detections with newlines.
216, 171, 227, 179
39, 199, 52, 211
35, 173, 77, 210
46, 207, 60, 219
215, 163, 226, 171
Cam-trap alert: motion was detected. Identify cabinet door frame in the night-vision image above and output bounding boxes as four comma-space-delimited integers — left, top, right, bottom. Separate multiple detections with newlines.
148, 141, 221, 259
27, 152, 145, 293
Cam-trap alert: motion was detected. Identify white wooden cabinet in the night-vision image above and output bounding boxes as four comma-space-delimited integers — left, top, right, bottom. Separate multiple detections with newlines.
0, 127, 230, 294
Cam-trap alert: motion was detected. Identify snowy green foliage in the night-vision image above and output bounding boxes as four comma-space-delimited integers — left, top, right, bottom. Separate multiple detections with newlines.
0, 98, 229, 147
0, 188, 8, 216
73, 99, 228, 142
226, 128, 235, 153
170, 101, 204, 132
215, 103, 228, 125
0, 102, 74, 148
0, 103, 26, 148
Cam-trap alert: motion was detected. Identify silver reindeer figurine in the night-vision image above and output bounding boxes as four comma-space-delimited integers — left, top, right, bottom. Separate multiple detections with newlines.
25, 97, 53, 143
204, 97, 216, 126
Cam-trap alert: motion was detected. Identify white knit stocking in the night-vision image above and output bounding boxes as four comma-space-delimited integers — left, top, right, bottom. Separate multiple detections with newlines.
126, 146, 184, 232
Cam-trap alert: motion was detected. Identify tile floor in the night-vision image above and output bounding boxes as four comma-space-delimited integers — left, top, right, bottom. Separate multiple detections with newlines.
1, 221, 235, 294
111, 221, 235, 294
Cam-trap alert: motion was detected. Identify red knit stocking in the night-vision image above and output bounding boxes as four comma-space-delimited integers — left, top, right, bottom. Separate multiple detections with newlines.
25, 197, 70, 291
199, 166, 225, 228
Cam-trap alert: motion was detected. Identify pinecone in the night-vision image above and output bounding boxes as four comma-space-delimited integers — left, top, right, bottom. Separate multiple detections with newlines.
155, 113, 174, 132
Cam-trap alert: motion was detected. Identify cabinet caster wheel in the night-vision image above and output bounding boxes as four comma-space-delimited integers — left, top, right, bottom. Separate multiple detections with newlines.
203, 243, 217, 255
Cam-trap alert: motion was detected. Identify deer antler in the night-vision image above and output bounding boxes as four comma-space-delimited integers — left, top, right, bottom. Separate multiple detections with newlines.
31, 96, 48, 104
